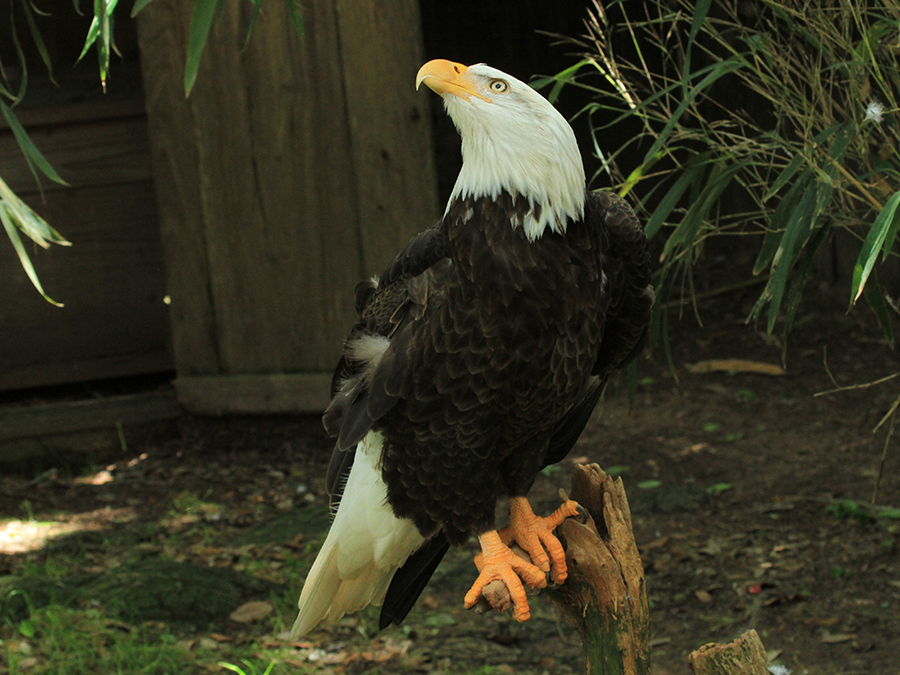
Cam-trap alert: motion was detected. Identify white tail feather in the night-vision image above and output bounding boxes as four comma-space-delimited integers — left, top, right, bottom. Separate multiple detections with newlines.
291, 431, 426, 638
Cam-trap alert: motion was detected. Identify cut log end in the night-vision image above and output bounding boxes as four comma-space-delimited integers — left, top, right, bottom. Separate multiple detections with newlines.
689, 629, 770, 675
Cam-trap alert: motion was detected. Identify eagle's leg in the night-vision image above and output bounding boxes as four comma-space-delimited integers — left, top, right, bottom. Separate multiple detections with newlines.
464, 530, 547, 621
499, 496, 580, 584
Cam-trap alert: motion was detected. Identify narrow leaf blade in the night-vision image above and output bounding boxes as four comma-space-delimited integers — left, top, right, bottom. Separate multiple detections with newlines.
184, 0, 220, 97
851, 190, 900, 305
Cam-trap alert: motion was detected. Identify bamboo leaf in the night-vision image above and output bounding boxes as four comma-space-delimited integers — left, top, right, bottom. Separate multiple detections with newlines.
0, 203, 63, 306
9, 1, 29, 103
0, 176, 70, 247
95, 0, 111, 88
619, 149, 665, 198
753, 168, 812, 275
0, 100, 69, 188
285, 0, 304, 39
851, 190, 900, 305
644, 161, 706, 239
19, 0, 56, 84
682, 0, 713, 96
184, 0, 222, 96
130, 0, 155, 17
764, 181, 821, 332
244, 0, 264, 49
662, 162, 741, 261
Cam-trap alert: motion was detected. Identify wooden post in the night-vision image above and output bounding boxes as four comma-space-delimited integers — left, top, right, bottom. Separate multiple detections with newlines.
689, 630, 770, 675
550, 464, 651, 675
135, 0, 439, 413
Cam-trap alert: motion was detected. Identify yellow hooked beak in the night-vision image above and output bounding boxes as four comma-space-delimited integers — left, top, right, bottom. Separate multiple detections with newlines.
415, 59, 492, 103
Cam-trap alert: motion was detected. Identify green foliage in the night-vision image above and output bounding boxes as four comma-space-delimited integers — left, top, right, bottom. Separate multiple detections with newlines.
826, 498, 900, 522
554, 0, 899, 355
218, 660, 278, 675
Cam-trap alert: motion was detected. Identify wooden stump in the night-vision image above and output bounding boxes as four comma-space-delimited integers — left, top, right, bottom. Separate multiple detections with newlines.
549, 463, 651, 675
689, 629, 770, 675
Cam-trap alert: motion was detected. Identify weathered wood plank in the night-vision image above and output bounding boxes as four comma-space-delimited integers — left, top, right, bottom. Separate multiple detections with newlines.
188, 0, 362, 375
0, 113, 153, 193
0, 390, 181, 442
175, 373, 333, 414
0, 182, 172, 390
336, 0, 440, 274
0, 352, 173, 393
135, 0, 220, 376
0, 99, 147, 129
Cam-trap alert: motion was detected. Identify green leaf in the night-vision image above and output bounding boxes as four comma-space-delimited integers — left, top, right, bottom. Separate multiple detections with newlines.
244, 0, 264, 49
706, 483, 733, 495
763, 152, 807, 203
77, 0, 118, 67
0, 178, 67, 246
95, 0, 112, 88
763, 123, 844, 202
661, 161, 741, 262
20, 0, 56, 85
130, 0, 155, 17
764, 181, 821, 332
645, 160, 706, 239
851, 190, 900, 305
0, 203, 64, 306
637, 480, 661, 490
682, 0, 713, 95
0, 100, 69, 188
8, 1, 29, 103
285, 0, 304, 38
184, 0, 222, 97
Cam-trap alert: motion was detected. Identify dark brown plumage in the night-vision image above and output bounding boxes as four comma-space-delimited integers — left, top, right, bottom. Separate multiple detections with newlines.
324, 188, 651, 626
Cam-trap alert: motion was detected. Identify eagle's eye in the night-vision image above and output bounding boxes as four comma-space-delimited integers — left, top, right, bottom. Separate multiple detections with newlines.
489, 79, 509, 93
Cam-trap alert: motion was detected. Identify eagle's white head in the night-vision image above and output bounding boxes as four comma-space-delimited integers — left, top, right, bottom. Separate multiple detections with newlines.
416, 59, 586, 241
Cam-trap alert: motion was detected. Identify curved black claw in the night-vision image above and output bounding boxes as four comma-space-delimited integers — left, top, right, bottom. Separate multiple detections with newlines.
574, 503, 590, 524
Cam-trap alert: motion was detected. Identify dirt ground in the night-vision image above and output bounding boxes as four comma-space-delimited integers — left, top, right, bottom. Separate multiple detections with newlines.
2, 283, 899, 675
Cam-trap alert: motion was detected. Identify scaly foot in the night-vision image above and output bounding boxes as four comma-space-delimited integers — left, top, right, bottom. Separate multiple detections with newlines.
499, 496, 580, 584
464, 530, 546, 621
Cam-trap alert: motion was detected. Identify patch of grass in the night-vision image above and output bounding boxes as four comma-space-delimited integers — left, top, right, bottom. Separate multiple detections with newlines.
4, 606, 194, 674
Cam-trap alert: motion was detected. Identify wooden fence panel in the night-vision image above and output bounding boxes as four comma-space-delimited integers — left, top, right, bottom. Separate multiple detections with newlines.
135, 0, 439, 413
0, 104, 171, 391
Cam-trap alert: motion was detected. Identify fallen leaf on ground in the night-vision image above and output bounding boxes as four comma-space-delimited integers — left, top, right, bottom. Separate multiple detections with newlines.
821, 632, 855, 644
686, 360, 785, 376
229, 600, 273, 623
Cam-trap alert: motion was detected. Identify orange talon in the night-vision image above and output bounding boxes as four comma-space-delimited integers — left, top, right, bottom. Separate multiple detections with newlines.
499, 496, 579, 584
465, 530, 545, 621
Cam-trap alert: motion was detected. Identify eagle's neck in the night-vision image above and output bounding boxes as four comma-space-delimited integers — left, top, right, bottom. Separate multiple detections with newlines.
444, 108, 586, 242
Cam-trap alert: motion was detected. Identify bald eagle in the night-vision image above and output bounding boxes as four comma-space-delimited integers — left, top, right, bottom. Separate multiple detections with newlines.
291, 60, 652, 637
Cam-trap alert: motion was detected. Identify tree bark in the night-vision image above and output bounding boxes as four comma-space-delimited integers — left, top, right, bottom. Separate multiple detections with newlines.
549, 463, 651, 675
689, 629, 770, 675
